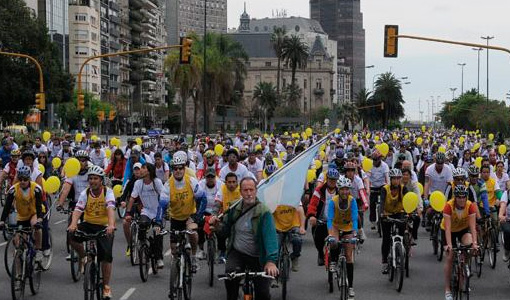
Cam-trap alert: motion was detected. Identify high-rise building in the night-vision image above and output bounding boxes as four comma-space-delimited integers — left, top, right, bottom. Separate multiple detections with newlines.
165, 0, 228, 44
37, 0, 70, 69
24, 0, 38, 16
68, 0, 101, 95
310, 0, 365, 103
98, 0, 121, 101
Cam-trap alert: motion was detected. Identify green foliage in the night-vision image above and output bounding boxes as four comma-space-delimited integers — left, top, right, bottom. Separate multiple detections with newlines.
253, 82, 277, 120
56, 91, 112, 130
311, 106, 331, 124
271, 27, 287, 96
370, 72, 405, 127
281, 35, 309, 85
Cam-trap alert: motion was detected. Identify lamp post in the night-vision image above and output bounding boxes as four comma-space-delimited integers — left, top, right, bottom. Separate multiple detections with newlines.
202, 0, 208, 133
481, 36, 494, 105
472, 48, 483, 95
457, 63, 466, 95
450, 87, 457, 100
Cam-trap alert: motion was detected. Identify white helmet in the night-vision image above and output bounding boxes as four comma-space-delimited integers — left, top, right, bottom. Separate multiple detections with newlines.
336, 176, 352, 189
172, 151, 188, 166
87, 165, 105, 178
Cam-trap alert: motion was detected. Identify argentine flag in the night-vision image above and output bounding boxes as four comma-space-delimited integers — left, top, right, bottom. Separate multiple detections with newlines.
257, 133, 331, 212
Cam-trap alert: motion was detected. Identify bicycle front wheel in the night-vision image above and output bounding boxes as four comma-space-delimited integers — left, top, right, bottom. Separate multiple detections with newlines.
207, 238, 215, 287
11, 251, 25, 300
437, 229, 444, 261
84, 262, 97, 300
130, 223, 139, 266
394, 244, 404, 292
488, 229, 497, 269
183, 253, 193, 300
338, 259, 348, 300
70, 248, 82, 282
169, 256, 179, 300
4, 236, 15, 277
29, 259, 41, 295
281, 254, 290, 300
139, 244, 149, 282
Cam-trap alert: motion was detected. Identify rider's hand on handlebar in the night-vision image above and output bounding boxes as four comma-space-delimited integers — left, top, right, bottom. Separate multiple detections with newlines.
56, 204, 63, 212
309, 216, 317, 227
444, 244, 452, 253
120, 201, 126, 208
67, 223, 77, 233
0, 221, 5, 230
264, 262, 279, 277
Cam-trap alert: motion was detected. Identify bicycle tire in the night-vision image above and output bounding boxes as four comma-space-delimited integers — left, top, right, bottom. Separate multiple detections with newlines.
395, 244, 404, 292
4, 235, 15, 277
437, 229, 444, 261
489, 229, 497, 269
183, 253, 193, 300
388, 248, 394, 282
29, 258, 41, 295
139, 244, 149, 282
432, 220, 439, 255
41, 229, 53, 271
474, 252, 482, 278
339, 259, 348, 300
70, 248, 82, 282
11, 251, 25, 300
169, 256, 180, 300
84, 262, 96, 300
451, 261, 459, 300
376, 205, 382, 238
207, 238, 215, 287
404, 232, 411, 278
150, 241, 159, 276
130, 222, 139, 266
281, 253, 289, 300
462, 263, 470, 300
96, 262, 103, 300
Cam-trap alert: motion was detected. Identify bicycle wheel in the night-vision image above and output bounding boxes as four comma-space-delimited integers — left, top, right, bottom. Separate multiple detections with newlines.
376, 205, 382, 238
4, 236, 15, 277
41, 229, 53, 271
150, 241, 159, 275
11, 251, 25, 300
394, 244, 404, 292
474, 252, 482, 278
70, 248, 82, 282
207, 238, 215, 287
451, 262, 459, 300
84, 262, 97, 300
431, 221, 439, 255
404, 233, 411, 278
437, 229, 444, 261
489, 229, 497, 269
117, 206, 126, 219
130, 222, 139, 266
338, 259, 348, 300
388, 248, 394, 282
462, 263, 470, 300
281, 253, 289, 300
139, 244, 149, 282
183, 253, 193, 300
29, 258, 41, 295
169, 256, 179, 300
96, 262, 103, 300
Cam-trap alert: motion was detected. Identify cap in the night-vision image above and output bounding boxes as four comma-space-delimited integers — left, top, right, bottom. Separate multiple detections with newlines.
205, 167, 216, 177
133, 162, 143, 170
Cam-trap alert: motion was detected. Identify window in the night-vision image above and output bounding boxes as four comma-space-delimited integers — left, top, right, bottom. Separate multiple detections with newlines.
91, 32, 97, 41
74, 29, 88, 40
75, 46, 88, 55
92, 83, 99, 92
316, 78, 322, 89
90, 16, 97, 26
265, 61, 271, 67
75, 13, 87, 21
304, 79, 307, 89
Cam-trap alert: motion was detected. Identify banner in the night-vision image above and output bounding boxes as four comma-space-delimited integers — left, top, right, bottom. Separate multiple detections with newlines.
257, 133, 331, 212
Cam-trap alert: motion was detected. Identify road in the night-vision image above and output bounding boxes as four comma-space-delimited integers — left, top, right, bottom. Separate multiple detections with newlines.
1, 211, 509, 300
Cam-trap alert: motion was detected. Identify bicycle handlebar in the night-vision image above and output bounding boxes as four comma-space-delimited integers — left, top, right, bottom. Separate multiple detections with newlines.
170, 229, 197, 235
73, 229, 108, 239
217, 272, 275, 280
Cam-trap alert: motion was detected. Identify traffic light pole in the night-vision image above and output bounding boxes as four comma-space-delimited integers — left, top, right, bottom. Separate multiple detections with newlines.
0, 51, 44, 93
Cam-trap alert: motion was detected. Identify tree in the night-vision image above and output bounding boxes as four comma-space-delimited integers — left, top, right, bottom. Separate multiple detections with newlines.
253, 82, 277, 131
355, 88, 376, 127
0, 0, 73, 118
271, 27, 287, 98
281, 35, 309, 87
337, 101, 359, 130
56, 91, 113, 130
372, 72, 405, 127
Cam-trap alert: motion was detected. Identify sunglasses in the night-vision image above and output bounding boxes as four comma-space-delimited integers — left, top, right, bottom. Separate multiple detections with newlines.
19, 178, 30, 182
173, 166, 185, 171
206, 174, 216, 178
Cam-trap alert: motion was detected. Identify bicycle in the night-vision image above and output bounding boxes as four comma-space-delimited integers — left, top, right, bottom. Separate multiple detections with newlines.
139, 222, 168, 282
74, 229, 108, 300
218, 269, 275, 300
450, 245, 473, 300
169, 229, 196, 300
430, 210, 444, 261
401, 214, 415, 278
372, 190, 383, 238
277, 231, 292, 300
129, 211, 141, 266
324, 235, 357, 299
0, 178, 8, 207
205, 224, 217, 287
479, 213, 498, 269
384, 216, 406, 292
10, 226, 44, 300
60, 206, 82, 282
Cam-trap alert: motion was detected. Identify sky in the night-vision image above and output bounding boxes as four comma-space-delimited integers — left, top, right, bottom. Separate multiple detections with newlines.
228, 0, 510, 121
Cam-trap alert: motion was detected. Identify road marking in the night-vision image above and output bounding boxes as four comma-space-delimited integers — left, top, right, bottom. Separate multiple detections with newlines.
0, 241, 7, 247
120, 288, 136, 300
164, 249, 172, 257
54, 219, 67, 225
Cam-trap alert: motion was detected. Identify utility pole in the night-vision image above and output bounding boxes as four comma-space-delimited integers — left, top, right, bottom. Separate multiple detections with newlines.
202, 0, 208, 133
472, 48, 483, 95
450, 87, 457, 100
457, 63, 466, 95
481, 36, 494, 105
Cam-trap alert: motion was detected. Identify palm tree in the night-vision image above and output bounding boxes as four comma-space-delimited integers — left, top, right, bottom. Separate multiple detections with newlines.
281, 34, 309, 86
355, 88, 372, 127
271, 27, 287, 97
372, 72, 404, 127
253, 82, 277, 131
337, 101, 359, 131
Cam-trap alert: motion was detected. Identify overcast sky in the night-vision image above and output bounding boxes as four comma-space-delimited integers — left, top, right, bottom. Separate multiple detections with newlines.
228, 0, 510, 121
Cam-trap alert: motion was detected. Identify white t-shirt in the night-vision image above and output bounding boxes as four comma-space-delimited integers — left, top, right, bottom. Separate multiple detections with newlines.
425, 163, 453, 196
65, 172, 90, 202
321, 189, 336, 221
496, 173, 509, 192
349, 175, 364, 199
89, 149, 107, 168
219, 163, 255, 182
32, 144, 48, 155
199, 179, 221, 213
130, 178, 164, 219
155, 162, 170, 182
244, 158, 263, 178
369, 161, 390, 188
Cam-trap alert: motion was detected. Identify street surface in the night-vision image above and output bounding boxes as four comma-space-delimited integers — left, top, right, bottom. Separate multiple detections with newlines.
1, 211, 509, 300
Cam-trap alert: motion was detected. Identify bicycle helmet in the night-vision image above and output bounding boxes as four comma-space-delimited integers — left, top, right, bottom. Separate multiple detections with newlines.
87, 165, 105, 178
389, 168, 403, 178
204, 150, 215, 159
468, 165, 479, 176
452, 167, 467, 179
327, 168, 340, 180
435, 152, 446, 164
344, 161, 356, 170
10, 149, 21, 156
17, 166, 31, 179
335, 149, 345, 159
172, 151, 188, 166
453, 185, 468, 197
142, 142, 151, 150
75, 150, 90, 160
265, 164, 277, 175
21, 150, 36, 160
132, 145, 142, 153
336, 176, 352, 189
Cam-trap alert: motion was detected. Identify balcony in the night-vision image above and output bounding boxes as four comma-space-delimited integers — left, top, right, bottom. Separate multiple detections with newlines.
330, 89, 336, 96
110, 56, 121, 63
110, 27, 120, 37
110, 81, 120, 89
314, 88, 324, 96
109, 1, 120, 11
129, 0, 143, 9
110, 67, 120, 76
141, 21, 156, 31
110, 41, 121, 50
129, 10, 143, 21
109, 15, 121, 24
143, 0, 158, 9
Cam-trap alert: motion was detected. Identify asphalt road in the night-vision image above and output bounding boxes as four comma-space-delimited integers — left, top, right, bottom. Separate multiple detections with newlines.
1, 210, 509, 300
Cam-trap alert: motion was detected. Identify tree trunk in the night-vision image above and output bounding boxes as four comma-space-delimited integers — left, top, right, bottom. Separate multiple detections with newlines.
192, 95, 198, 136
276, 57, 281, 96
180, 92, 187, 134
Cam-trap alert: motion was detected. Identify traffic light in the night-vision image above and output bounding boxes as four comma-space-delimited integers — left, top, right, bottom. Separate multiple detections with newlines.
97, 111, 105, 122
179, 37, 193, 64
108, 110, 116, 121
35, 93, 45, 110
78, 93, 85, 111
384, 25, 399, 58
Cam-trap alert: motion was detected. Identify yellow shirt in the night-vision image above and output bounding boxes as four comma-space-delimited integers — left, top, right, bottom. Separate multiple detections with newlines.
273, 205, 300, 232
14, 182, 37, 221
168, 175, 196, 221
382, 184, 404, 215
332, 195, 355, 232
220, 184, 240, 212
440, 199, 473, 232
83, 188, 109, 226
484, 178, 497, 207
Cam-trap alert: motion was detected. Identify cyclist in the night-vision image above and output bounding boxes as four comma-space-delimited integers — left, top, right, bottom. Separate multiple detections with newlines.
326, 176, 358, 298
245, 149, 263, 182
56, 141, 74, 163
120, 162, 144, 256
196, 150, 220, 180
197, 167, 221, 259
466, 165, 490, 218
368, 150, 390, 230
0, 166, 44, 263
499, 190, 510, 261
156, 150, 207, 271
424, 152, 453, 228
442, 185, 478, 300
0, 149, 21, 189
344, 161, 368, 241
104, 149, 126, 184
219, 148, 255, 182
90, 142, 108, 168
154, 152, 170, 182
380, 168, 408, 274
57, 150, 92, 211
445, 168, 468, 200
68, 166, 116, 300
0, 139, 13, 167
125, 163, 165, 268
307, 167, 341, 266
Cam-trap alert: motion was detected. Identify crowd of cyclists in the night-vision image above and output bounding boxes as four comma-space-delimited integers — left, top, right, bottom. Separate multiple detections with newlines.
0, 127, 509, 300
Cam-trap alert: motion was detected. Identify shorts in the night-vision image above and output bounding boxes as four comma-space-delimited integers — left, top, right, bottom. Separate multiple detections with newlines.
72, 222, 114, 263
170, 218, 195, 243
17, 220, 33, 228
441, 228, 470, 248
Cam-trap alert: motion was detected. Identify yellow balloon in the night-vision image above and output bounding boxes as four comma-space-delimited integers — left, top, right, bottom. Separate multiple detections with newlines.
105, 148, 112, 158
334, 128, 341, 134
417, 182, 424, 196
438, 146, 446, 153
499, 145, 507, 155
255, 144, 262, 151
375, 135, 380, 141
474, 157, 482, 168
113, 184, 123, 198
91, 135, 98, 142
214, 144, 224, 156
284, 132, 288, 136
320, 144, 326, 152
353, 134, 358, 142
38, 164, 45, 174
489, 133, 494, 141
366, 133, 371, 139
403, 192, 419, 213
472, 143, 480, 152
362, 158, 373, 172
430, 191, 447, 212
135, 137, 142, 146
315, 159, 322, 170
51, 157, 62, 169
305, 127, 313, 137
416, 137, 423, 146
379, 143, 389, 157
264, 133, 269, 139
404, 134, 409, 140
75, 133, 83, 142
63, 157, 80, 178
42, 131, 51, 142
275, 158, 283, 169
319, 150, 326, 160
421, 125, 426, 132
459, 136, 465, 144
43, 176, 61, 194
307, 169, 316, 183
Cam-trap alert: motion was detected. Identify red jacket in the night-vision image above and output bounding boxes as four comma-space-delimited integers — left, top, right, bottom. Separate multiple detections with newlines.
307, 183, 338, 219
105, 158, 126, 180
196, 160, 220, 180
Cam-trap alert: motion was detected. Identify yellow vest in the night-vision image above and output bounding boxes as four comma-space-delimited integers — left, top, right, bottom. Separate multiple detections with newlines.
168, 175, 196, 221
332, 195, 355, 232
485, 177, 497, 207
441, 199, 473, 232
382, 184, 405, 215
273, 205, 300, 232
14, 182, 37, 221
221, 183, 240, 212
83, 188, 109, 226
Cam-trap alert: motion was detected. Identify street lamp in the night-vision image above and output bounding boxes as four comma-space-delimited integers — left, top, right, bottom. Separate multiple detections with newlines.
457, 63, 466, 95
450, 87, 457, 100
365, 65, 375, 69
481, 36, 494, 105
472, 48, 483, 95
202, 0, 208, 133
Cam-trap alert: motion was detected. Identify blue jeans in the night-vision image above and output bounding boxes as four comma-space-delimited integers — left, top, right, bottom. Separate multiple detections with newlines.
278, 227, 302, 259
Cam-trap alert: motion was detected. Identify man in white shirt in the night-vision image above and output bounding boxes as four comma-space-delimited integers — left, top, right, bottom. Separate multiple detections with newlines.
89, 142, 108, 168
219, 148, 255, 182
368, 150, 390, 228
244, 150, 263, 182
32, 137, 48, 155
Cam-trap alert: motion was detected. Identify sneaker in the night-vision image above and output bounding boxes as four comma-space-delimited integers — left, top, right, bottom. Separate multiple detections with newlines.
445, 291, 453, 300
291, 257, 299, 272
35, 250, 43, 264
191, 257, 198, 273
370, 222, 376, 230
348, 287, 355, 297
157, 259, 165, 269
125, 246, 131, 257
218, 252, 227, 264
381, 263, 389, 274
317, 255, 325, 266
359, 229, 366, 244
329, 261, 337, 272
503, 250, 510, 262
196, 250, 206, 260
65, 254, 71, 261
103, 285, 112, 300
43, 249, 52, 257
